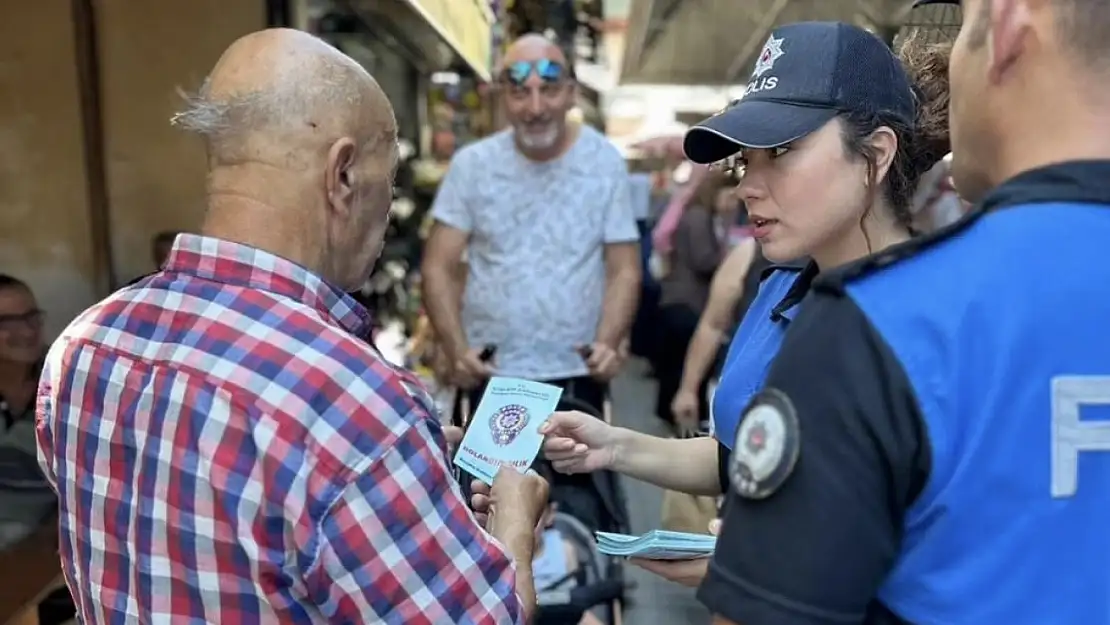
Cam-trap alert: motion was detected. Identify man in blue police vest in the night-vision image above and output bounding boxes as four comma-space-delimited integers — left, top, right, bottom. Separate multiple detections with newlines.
699, 0, 1110, 624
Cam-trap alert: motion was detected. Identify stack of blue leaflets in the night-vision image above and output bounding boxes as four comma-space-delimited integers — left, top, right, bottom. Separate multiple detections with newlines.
595, 530, 717, 560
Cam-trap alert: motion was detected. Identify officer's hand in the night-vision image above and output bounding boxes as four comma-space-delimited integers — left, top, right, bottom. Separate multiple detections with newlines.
629, 556, 710, 588
629, 517, 720, 587
541, 410, 618, 473
580, 342, 622, 382
454, 347, 495, 389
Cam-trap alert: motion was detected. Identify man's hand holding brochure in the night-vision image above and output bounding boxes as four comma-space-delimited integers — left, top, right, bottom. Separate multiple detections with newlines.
449, 376, 559, 622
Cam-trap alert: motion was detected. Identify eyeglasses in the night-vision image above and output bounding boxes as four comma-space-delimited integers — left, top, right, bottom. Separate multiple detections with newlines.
0, 310, 45, 333
500, 59, 569, 87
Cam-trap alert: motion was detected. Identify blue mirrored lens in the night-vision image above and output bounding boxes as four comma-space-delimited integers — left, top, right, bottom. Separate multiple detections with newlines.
508, 61, 533, 84
504, 60, 565, 85
535, 59, 564, 81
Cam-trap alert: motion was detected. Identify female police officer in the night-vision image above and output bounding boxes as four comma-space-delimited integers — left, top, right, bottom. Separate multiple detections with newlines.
694, 0, 1110, 621
532, 21, 951, 587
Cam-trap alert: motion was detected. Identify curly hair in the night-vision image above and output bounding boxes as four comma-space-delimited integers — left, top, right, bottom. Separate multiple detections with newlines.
839, 35, 952, 235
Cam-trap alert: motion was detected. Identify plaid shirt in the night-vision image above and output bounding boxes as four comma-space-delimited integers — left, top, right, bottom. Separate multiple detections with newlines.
36, 234, 522, 624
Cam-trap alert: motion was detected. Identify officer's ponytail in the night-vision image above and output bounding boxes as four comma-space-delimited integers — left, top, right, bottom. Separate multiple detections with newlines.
898, 36, 953, 207
839, 35, 951, 235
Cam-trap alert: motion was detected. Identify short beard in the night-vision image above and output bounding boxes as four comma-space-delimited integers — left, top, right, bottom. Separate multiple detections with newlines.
515, 124, 561, 151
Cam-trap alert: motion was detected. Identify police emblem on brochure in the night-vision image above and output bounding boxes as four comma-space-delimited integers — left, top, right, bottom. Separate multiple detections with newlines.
454, 377, 563, 486
731, 388, 801, 499
490, 404, 530, 446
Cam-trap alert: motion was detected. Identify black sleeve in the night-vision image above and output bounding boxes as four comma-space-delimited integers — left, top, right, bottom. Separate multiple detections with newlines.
698, 289, 930, 625
718, 440, 731, 494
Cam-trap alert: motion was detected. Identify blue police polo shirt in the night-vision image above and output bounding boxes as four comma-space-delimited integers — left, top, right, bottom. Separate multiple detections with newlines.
710, 262, 814, 493
701, 161, 1110, 625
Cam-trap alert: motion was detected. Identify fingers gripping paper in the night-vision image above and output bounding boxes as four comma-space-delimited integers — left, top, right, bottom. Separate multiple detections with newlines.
454, 377, 563, 485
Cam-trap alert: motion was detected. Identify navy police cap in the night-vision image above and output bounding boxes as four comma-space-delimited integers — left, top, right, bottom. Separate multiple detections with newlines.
683, 21, 917, 165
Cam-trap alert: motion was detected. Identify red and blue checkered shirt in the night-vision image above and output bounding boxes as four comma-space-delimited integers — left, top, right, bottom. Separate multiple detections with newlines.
35, 234, 522, 624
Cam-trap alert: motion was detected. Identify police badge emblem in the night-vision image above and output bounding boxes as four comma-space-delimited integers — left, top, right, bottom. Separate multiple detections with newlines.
752, 35, 785, 78
489, 403, 531, 446
731, 388, 800, 499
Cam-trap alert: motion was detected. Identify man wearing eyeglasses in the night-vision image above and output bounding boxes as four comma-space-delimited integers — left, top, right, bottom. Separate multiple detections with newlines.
0, 273, 55, 551
422, 34, 641, 415
0, 274, 44, 433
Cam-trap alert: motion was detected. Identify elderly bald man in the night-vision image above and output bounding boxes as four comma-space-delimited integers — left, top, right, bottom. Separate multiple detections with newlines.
36, 29, 549, 624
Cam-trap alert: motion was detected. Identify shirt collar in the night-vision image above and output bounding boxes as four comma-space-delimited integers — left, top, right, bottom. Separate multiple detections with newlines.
812, 160, 1110, 294
980, 160, 1110, 211
163, 234, 372, 338
770, 261, 818, 323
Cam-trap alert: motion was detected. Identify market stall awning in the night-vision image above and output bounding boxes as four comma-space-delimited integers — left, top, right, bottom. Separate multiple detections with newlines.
400, 0, 494, 80
620, 0, 962, 86
347, 0, 494, 80
897, 2, 962, 45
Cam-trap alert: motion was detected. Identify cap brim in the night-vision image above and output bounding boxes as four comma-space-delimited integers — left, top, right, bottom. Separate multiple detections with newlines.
683, 100, 838, 165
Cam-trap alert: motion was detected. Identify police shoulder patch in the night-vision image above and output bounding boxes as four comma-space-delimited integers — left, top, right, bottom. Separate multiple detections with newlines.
730, 388, 800, 499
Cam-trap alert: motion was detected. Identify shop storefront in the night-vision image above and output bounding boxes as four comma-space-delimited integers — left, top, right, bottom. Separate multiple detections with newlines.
0, 0, 271, 339
619, 0, 961, 86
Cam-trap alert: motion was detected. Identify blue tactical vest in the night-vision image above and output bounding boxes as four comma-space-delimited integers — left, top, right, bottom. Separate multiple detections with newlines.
712, 265, 809, 449
844, 179, 1110, 623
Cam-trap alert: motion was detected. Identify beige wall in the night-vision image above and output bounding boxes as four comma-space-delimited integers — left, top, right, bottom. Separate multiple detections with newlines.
0, 2, 96, 340
97, 0, 265, 284
0, 1, 264, 339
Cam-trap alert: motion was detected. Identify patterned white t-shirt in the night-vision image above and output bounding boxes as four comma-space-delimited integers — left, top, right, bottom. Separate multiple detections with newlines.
431, 126, 639, 380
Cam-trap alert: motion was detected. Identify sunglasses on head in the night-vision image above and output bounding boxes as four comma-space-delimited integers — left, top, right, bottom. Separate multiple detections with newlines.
501, 59, 568, 86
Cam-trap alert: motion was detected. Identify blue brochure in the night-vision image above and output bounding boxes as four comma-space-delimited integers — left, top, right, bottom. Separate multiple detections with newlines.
454, 377, 563, 486
595, 530, 717, 560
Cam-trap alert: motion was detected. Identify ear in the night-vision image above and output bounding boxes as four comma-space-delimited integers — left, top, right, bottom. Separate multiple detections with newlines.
325, 137, 358, 219
867, 126, 898, 184
565, 81, 580, 107
988, 0, 1033, 84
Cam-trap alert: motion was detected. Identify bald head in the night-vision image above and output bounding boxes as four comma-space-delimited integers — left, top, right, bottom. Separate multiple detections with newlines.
500, 33, 568, 73
173, 28, 396, 165
497, 33, 576, 160
180, 29, 402, 292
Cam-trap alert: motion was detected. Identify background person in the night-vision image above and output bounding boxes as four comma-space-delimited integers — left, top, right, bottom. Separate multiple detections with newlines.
0, 275, 44, 431
0, 274, 54, 550
421, 33, 641, 415
151, 230, 179, 269
668, 238, 766, 428
651, 171, 737, 430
